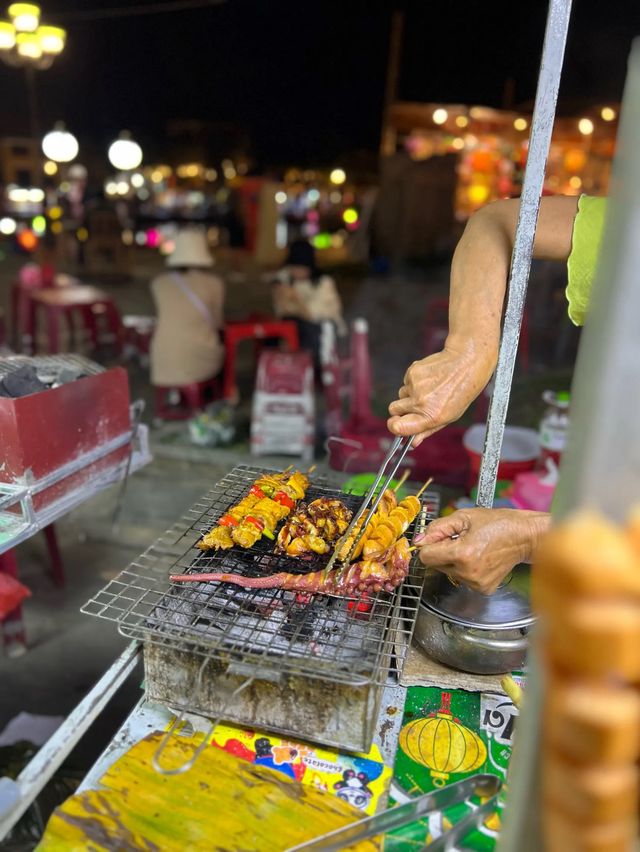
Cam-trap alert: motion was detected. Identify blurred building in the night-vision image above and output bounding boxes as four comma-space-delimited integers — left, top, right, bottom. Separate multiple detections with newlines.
0, 136, 40, 187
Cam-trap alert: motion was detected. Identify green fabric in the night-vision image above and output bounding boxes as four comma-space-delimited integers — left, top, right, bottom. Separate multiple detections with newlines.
384, 685, 521, 850
566, 194, 608, 326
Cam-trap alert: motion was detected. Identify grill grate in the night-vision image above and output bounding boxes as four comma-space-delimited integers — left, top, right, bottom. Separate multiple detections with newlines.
0, 354, 105, 379
82, 465, 439, 687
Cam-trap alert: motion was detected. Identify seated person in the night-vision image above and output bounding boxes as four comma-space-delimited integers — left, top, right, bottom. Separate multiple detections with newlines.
150, 229, 225, 387
271, 239, 346, 366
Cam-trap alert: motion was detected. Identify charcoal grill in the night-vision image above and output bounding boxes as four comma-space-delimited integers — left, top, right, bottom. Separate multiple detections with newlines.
82, 464, 438, 759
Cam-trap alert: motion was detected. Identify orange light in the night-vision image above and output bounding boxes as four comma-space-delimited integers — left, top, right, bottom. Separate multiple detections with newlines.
17, 229, 38, 251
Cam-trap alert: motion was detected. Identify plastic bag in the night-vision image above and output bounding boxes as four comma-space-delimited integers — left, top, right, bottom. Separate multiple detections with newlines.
188, 401, 236, 447
0, 573, 31, 620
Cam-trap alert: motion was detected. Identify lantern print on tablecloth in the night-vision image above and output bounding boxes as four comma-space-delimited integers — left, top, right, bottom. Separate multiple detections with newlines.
398, 691, 487, 787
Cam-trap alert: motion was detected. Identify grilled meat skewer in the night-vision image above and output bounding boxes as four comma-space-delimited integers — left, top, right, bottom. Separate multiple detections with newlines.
171, 537, 412, 596
276, 498, 353, 558
198, 469, 310, 551
362, 495, 422, 560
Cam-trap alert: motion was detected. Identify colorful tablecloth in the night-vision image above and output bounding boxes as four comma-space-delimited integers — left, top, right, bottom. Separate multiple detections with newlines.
384, 684, 521, 850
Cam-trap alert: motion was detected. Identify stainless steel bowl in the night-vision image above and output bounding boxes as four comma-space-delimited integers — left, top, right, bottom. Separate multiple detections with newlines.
413, 565, 534, 675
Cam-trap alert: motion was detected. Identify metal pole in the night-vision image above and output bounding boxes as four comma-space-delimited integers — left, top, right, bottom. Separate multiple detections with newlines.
475, 0, 573, 508
500, 39, 640, 852
379, 10, 404, 158
0, 642, 141, 841
24, 65, 40, 141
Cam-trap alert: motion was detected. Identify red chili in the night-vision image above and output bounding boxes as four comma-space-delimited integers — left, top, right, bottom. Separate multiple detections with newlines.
250, 486, 265, 498
219, 514, 239, 527
245, 515, 264, 531
273, 491, 295, 510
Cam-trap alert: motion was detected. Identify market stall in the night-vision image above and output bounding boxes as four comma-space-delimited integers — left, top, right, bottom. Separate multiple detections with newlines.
3, 0, 640, 848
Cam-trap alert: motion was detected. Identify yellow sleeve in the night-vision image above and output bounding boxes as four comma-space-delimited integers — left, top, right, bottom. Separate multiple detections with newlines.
566, 195, 608, 326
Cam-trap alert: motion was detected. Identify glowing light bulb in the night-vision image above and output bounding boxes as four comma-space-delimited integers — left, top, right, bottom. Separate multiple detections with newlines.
578, 118, 594, 136
0, 217, 17, 235
432, 108, 448, 125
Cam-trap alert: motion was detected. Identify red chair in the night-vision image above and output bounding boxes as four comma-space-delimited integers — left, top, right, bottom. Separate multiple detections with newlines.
154, 377, 221, 421
222, 319, 299, 401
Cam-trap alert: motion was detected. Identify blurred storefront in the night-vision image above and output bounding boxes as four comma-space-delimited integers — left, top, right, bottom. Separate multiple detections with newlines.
384, 101, 618, 219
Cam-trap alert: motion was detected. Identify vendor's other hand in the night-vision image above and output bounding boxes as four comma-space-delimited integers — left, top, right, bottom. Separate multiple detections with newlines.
414, 508, 551, 595
387, 346, 494, 447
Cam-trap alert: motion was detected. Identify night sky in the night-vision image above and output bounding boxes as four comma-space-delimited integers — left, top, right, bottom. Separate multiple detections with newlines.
1, 0, 639, 166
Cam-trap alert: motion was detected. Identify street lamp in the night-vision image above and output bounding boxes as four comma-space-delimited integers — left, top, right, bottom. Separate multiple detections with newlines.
108, 131, 143, 171
0, 4, 66, 140
42, 121, 78, 163
0, 5, 65, 69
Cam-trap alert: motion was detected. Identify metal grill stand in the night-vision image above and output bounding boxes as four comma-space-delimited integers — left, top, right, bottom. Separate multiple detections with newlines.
83, 465, 438, 755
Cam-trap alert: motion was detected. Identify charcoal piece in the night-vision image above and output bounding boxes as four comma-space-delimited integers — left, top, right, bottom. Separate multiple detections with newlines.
0, 365, 48, 398
280, 604, 316, 642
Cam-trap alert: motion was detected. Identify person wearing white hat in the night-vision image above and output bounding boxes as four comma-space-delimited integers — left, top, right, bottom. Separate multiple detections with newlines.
149, 229, 225, 387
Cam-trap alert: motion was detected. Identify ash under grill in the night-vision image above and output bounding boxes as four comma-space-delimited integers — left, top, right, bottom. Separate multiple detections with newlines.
82, 465, 438, 688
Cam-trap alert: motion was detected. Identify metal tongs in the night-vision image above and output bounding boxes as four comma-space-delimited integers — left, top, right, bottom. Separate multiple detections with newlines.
325, 435, 413, 574
286, 773, 502, 851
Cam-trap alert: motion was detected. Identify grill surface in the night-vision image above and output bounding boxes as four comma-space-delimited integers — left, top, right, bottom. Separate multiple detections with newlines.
0, 353, 104, 378
82, 465, 438, 687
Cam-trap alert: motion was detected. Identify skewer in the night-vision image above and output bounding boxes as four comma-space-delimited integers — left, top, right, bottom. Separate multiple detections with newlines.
306, 464, 317, 474
416, 477, 434, 499
393, 468, 410, 492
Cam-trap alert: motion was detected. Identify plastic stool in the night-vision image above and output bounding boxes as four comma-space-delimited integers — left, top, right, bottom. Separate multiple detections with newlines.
1, 523, 64, 656
154, 377, 221, 421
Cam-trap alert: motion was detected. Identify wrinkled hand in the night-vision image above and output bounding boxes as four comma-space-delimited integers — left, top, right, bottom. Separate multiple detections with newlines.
387, 347, 494, 447
415, 508, 550, 595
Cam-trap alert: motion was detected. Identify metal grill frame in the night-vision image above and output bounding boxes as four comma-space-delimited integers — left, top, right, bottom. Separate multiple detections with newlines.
82, 464, 438, 688
0, 353, 105, 379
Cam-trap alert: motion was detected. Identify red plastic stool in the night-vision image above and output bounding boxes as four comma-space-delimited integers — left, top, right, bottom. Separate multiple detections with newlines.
1, 523, 64, 656
154, 377, 221, 421
222, 319, 299, 401
27, 285, 123, 355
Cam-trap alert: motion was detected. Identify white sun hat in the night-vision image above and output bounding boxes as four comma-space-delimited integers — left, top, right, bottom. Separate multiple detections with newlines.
167, 229, 214, 268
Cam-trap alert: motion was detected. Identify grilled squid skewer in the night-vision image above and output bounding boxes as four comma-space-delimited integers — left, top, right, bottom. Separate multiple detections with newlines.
171, 537, 412, 596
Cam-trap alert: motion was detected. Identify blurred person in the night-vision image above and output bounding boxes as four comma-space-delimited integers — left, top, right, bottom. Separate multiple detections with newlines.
150, 229, 225, 387
387, 195, 606, 593
271, 238, 346, 367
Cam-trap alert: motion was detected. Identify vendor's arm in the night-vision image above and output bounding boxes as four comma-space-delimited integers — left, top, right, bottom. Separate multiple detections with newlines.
388, 195, 579, 446
415, 507, 551, 594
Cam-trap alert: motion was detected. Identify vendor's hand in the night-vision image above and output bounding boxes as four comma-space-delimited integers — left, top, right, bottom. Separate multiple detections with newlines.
387, 346, 495, 447
414, 508, 551, 595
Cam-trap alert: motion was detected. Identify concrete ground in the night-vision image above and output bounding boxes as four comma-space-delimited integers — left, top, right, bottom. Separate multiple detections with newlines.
0, 247, 577, 836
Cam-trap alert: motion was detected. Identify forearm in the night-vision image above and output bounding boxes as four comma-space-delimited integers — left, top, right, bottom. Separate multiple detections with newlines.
445, 196, 580, 372
445, 204, 513, 373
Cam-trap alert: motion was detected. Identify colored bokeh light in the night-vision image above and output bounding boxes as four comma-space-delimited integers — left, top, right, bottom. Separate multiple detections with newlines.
17, 229, 38, 251
146, 228, 161, 248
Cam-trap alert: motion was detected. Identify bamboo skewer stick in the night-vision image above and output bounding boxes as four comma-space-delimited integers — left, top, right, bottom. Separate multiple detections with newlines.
393, 468, 411, 492
416, 477, 434, 499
